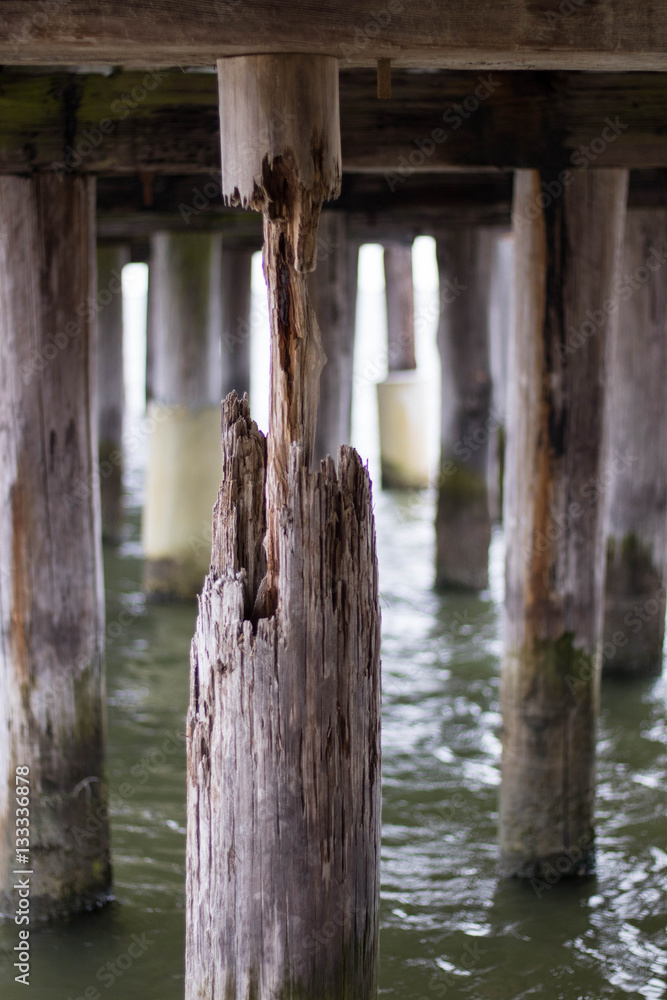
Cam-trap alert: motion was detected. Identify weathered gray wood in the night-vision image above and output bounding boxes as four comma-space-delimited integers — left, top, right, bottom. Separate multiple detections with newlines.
0, 174, 111, 921
186, 54, 380, 999
97, 242, 130, 543
487, 232, 513, 523
383, 242, 416, 373
434, 227, 494, 590
2, 3, 667, 68
150, 232, 222, 409
187, 398, 381, 1000
143, 231, 223, 599
5, 69, 667, 173
600, 207, 667, 676
501, 167, 628, 879
309, 212, 358, 465
220, 245, 253, 401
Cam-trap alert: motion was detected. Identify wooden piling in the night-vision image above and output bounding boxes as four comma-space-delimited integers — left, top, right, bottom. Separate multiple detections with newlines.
309, 211, 358, 465
501, 168, 628, 878
0, 174, 111, 920
435, 227, 494, 590
600, 207, 667, 676
383, 243, 416, 373
97, 243, 130, 543
377, 240, 429, 489
143, 231, 224, 599
220, 244, 253, 401
487, 232, 513, 523
185, 54, 381, 999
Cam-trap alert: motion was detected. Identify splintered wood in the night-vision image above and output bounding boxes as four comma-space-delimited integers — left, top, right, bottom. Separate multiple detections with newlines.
186, 55, 381, 999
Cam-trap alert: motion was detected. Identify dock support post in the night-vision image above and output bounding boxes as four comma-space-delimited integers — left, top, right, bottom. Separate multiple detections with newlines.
377, 241, 429, 488
487, 232, 513, 523
434, 227, 494, 590
500, 168, 628, 878
600, 207, 667, 677
185, 54, 381, 1000
97, 243, 130, 543
0, 174, 111, 920
142, 231, 223, 599
220, 244, 253, 401
310, 210, 358, 464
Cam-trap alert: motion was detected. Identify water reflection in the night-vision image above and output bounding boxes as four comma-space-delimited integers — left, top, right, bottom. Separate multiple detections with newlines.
0, 487, 665, 999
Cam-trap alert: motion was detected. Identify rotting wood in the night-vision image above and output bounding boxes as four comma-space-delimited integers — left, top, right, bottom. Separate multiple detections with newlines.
185, 54, 381, 999
500, 167, 628, 879
0, 174, 111, 921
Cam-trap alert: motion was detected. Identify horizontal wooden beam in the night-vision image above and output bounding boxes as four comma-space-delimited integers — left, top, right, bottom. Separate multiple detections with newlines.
96, 172, 514, 245
5, 68, 667, 174
2, 2, 667, 70
97, 169, 667, 249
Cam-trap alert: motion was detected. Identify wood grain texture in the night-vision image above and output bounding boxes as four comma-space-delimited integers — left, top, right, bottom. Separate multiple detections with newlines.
600, 208, 667, 676
186, 396, 381, 999
6, 69, 667, 173
1, 1, 667, 68
500, 168, 628, 878
435, 227, 494, 591
186, 56, 380, 998
0, 174, 111, 920
218, 55, 340, 272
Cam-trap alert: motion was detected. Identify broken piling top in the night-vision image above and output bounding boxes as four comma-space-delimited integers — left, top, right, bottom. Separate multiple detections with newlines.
217, 54, 341, 271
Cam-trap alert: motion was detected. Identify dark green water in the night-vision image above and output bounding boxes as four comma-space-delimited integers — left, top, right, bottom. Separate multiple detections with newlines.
1, 488, 666, 999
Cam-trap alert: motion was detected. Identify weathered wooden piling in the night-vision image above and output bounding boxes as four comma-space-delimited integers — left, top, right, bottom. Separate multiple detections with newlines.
220, 244, 253, 401
435, 227, 494, 590
185, 54, 381, 1000
384, 243, 416, 373
501, 168, 628, 878
377, 241, 429, 489
0, 174, 111, 920
309, 210, 358, 465
600, 207, 667, 676
97, 242, 130, 543
487, 231, 513, 523
143, 231, 223, 599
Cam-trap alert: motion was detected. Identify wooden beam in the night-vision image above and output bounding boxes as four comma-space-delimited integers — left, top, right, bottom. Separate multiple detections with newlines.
7, 69, 667, 173
2, 2, 667, 69
95, 172, 514, 247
